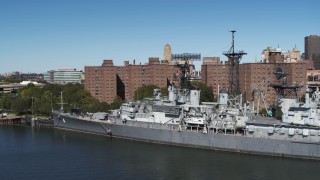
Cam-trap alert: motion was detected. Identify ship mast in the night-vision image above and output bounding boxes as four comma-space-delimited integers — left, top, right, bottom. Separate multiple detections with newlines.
223, 30, 247, 96
57, 92, 67, 112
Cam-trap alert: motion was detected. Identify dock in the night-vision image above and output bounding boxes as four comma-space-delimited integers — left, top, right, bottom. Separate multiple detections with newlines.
26, 117, 54, 128
0, 114, 25, 125
0, 114, 53, 127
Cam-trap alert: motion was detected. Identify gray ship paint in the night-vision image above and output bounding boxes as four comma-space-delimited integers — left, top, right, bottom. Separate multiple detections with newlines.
53, 112, 320, 160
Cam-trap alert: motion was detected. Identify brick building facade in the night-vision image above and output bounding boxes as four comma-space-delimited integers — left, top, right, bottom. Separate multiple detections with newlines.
201, 60, 230, 95
202, 60, 306, 107
85, 60, 117, 104
86, 56, 307, 108
85, 58, 180, 104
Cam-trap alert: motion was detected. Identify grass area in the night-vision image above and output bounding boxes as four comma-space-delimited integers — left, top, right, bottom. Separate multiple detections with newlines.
0, 82, 10, 85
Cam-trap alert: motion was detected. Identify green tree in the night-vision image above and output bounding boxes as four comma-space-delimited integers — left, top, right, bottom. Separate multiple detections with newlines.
110, 96, 124, 110
160, 87, 168, 97
0, 83, 132, 116
133, 84, 159, 100
37, 91, 54, 115
0, 94, 13, 110
10, 96, 26, 113
274, 106, 283, 120
191, 81, 214, 102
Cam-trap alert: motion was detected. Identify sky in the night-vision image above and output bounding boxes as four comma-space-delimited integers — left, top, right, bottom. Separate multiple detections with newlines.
0, 0, 319, 74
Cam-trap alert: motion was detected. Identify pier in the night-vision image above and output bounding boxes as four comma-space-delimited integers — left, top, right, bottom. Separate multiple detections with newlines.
0, 114, 53, 127
0, 114, 25, 125
30, 118, 54, 128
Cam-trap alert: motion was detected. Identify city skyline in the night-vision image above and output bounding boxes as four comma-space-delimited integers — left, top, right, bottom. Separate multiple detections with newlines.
1, 0, 319, 73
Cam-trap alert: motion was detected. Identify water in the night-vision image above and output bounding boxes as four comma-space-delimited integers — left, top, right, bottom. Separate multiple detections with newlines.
0, 125, 319, 180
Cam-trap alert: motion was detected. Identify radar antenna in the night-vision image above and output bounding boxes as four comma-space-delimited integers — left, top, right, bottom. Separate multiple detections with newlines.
269, 68, 302, 98
171, 53, 201, 90
223, 30, 247, 95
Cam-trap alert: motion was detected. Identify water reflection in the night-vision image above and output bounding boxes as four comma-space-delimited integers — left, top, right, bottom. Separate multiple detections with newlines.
0, 126, 319, 180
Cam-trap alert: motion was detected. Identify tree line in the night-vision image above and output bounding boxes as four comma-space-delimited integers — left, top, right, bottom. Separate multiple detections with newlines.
134, 82, 214, 102
0, 82, 214, 117
0, 83, 123, 116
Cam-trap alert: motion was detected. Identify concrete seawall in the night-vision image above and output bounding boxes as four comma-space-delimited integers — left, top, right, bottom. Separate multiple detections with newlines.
0, 114, 25, 125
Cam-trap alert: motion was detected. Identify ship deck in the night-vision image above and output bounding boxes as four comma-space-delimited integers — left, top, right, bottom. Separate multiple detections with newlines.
247, 116, 320, 130
247, 116, 283, 126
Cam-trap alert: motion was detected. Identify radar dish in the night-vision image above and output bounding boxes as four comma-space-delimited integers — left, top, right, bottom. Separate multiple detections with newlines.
275, 68, 285, 80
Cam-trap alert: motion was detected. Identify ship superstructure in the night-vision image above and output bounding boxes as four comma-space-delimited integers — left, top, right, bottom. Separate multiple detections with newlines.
245, 87, 320, 143
52, 83, 320, 160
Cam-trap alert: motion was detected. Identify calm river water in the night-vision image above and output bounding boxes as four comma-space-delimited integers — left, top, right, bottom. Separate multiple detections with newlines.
0, 125, 319, 180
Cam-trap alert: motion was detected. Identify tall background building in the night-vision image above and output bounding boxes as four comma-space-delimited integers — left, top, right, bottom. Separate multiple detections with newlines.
262, 46, 301, 63
163, 44, 172, 62
84, 44, 309, 111
305, 35, 320, 69
44, 69, 83, 84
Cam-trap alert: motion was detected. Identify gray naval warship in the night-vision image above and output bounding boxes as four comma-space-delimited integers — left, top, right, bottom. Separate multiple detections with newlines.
53, 83, 320, 160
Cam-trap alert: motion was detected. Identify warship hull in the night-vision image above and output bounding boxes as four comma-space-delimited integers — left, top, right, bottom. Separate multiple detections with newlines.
53, 112, 320, 160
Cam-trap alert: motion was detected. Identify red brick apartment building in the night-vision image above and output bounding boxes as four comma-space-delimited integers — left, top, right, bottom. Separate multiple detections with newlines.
85, 57, 307, 108
85, 58, 180, 104
202, 60, 306, 107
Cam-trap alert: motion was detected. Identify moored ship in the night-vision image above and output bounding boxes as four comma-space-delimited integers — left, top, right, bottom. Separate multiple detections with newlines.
53, 84, 320, 160
52, 31, 320, 160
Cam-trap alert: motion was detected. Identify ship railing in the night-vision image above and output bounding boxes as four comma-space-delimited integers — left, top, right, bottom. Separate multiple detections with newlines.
109, 115, 181, 131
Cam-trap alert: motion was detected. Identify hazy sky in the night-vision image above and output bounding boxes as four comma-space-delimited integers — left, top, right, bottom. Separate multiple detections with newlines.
1, 0, 319, 73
